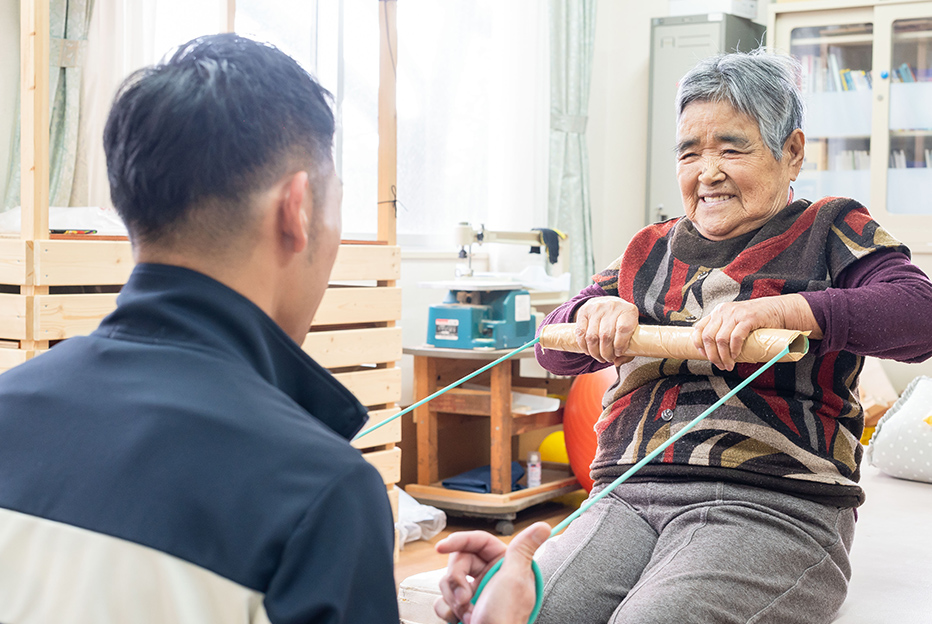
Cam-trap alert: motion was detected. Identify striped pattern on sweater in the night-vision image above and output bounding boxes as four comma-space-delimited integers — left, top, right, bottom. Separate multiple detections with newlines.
590, 198, 906, 502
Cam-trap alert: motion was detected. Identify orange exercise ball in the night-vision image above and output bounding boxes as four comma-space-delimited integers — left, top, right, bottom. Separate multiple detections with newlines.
563, 366, 617, 493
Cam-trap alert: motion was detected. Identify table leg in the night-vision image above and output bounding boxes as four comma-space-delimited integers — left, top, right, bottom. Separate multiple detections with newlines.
490, 361, 513, 494
414, 355, 439, 485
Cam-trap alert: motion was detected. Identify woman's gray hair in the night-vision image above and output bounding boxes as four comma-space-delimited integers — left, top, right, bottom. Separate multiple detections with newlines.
675, 48, 804, 161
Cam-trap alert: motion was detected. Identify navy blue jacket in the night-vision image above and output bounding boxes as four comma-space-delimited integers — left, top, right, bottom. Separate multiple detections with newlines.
0, 264, 398, 623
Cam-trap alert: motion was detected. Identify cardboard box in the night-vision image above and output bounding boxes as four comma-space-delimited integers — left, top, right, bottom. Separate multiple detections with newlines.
669, 0, 759, 20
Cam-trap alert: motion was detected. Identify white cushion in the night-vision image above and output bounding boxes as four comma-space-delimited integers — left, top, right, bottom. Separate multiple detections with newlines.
866, 375, 932, 484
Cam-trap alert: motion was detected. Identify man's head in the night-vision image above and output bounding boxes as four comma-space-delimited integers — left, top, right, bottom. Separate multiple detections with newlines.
104, 34, 342, 341
104, 34, 336, 251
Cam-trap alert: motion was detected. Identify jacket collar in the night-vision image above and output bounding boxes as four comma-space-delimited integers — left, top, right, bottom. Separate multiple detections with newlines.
96, 263, 369, 440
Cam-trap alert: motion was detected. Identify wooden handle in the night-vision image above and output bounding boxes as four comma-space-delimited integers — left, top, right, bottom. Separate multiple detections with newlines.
538, 324, 808, 363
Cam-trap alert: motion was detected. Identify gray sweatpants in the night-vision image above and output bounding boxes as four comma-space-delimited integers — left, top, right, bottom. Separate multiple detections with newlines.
535, 480, 855, 624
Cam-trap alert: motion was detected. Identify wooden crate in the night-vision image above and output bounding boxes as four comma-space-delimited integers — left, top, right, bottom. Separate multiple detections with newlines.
303, 243, 404, 523
0, 238, 133, 371
0, 239, 406, 522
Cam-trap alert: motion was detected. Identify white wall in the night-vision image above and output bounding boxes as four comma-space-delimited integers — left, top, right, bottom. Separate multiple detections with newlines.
587, 1, 769, 271
0, 2, 19, 205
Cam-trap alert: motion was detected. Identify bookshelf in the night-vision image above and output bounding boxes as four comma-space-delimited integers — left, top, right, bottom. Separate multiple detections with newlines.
770, 1, 932, 245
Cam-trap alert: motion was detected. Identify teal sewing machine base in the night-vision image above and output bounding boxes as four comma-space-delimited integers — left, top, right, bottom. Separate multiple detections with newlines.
427, 289, 535, 350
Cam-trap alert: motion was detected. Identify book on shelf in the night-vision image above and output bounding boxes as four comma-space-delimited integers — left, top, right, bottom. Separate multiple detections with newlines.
840, 68, 852, 91
795, 53, 872, 92
850, 70, 870, 90
925, 148, 932, 169
835, 149, 870, 171
890, 150, 907, 169
898, 62, 917, 83
828, 54, 843, 92
803, 139, 829, 172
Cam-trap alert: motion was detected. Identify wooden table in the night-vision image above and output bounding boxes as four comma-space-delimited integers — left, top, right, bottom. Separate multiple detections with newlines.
403, 345, 579, 534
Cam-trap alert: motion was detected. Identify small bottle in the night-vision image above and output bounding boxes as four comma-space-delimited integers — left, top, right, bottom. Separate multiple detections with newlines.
527, 451, 542, 488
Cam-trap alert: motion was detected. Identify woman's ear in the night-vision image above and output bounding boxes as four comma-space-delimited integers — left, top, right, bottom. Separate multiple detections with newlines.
784, 129, 806, 181
280, 171, 311, 255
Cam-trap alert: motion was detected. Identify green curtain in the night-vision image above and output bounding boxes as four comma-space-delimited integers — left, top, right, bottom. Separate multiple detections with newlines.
5, 0, 95, 210
549, 0, 596, 294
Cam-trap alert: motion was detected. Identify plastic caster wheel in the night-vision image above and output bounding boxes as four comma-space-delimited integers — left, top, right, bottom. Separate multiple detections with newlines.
495, 520, 515, 536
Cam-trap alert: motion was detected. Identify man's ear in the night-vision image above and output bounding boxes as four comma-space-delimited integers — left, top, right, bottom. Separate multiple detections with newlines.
280, 171, 311, 255
784, 129, 806, 181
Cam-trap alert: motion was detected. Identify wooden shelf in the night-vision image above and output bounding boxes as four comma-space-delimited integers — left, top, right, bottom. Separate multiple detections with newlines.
792, 33, 874, 45
406, 465, 580, 517
429, 387, 563, 435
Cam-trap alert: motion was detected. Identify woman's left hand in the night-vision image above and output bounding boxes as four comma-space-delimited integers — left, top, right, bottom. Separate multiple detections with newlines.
691, 294, 822, 371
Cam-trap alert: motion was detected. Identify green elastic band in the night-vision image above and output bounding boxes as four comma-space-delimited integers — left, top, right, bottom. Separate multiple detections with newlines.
461, 557, 544, 624
352, 337, 542, 441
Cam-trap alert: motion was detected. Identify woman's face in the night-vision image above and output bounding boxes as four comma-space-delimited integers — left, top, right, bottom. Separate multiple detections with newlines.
675, 100, 805, 241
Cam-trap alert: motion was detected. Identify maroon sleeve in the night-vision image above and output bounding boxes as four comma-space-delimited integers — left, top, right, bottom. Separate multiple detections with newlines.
534, 283, 616, 376
800, 248, 932, 362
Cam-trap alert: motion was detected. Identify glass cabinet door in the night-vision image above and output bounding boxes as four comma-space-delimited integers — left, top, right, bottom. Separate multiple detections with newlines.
790, 22, 874, 207
886, 17, 932, 215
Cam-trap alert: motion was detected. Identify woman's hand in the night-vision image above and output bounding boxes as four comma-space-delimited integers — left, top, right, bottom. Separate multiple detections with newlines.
691, 294, 823, 371
433, 522, 551, 624
574, 297, 640, 366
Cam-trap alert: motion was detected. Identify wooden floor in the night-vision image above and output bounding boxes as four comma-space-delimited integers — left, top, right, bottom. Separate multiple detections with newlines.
394, 499, 578, 588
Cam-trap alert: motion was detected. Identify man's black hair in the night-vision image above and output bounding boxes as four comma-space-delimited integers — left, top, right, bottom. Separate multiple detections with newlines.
104, 34, 335, 246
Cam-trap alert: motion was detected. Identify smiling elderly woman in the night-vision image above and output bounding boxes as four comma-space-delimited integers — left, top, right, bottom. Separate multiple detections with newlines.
532, 50, 932, 624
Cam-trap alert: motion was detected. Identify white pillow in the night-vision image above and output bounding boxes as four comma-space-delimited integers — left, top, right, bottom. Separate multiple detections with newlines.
867, 375, 932, 484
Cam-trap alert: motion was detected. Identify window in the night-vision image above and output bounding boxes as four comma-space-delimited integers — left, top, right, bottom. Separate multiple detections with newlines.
82, 0, 548, 251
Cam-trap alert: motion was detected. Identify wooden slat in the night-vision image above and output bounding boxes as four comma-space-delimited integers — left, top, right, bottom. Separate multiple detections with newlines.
311, 287, 401, 327
363, 446, 401, 485
0, 240, 28, 284
377, 0, 398, 245
302, 326, 401, 369
430, 388, 491, 416
33, 240, 134, 286
0, 348, 33, 373
414, 354, 439, 486
0, 294, 27, 339
329, 245, 400, 282
332, 367, 401, 408
21, 0, 50, 242
513, 411, 564, 436
352, 407, 401, 450
406, 468, 578, 506
386, 484, 399, 521
490, 363, 512, 494
32, 293, 118, 340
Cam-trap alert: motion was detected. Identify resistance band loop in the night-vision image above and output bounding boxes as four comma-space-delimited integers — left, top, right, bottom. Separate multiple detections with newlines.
348, 332, 790, 624
353, 337, 542, 441
463, 343, 791, 624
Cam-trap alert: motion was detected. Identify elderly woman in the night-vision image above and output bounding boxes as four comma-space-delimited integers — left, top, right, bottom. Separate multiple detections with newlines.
525, 50, 932, 624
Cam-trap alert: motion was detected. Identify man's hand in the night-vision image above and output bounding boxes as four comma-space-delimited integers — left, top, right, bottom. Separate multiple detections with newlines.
691, 294, 822, 371
574, 297, 640, 366
433, 522, 551, 624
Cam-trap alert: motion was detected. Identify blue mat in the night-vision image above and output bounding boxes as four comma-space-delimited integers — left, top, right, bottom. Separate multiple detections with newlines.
442, 461, 526, 494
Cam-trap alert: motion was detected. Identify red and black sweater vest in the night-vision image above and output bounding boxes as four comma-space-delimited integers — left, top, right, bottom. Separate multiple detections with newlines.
591, 197, 906, 507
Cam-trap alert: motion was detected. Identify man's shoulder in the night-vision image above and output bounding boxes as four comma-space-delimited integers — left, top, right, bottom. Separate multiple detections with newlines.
0, 330, 386, 597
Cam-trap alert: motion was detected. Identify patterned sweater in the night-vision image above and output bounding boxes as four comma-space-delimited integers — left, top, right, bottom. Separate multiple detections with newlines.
541, 198, 916, 507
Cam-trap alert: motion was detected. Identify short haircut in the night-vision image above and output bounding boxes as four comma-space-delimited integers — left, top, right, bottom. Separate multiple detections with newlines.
104, 34, 335, 247
675, 49, 804, 161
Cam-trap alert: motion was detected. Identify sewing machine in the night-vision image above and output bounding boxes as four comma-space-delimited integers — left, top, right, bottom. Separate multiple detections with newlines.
423, 223, 566, 350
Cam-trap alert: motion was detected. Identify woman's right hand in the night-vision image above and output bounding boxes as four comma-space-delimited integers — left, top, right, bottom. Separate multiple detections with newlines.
573, 296, 640, 366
